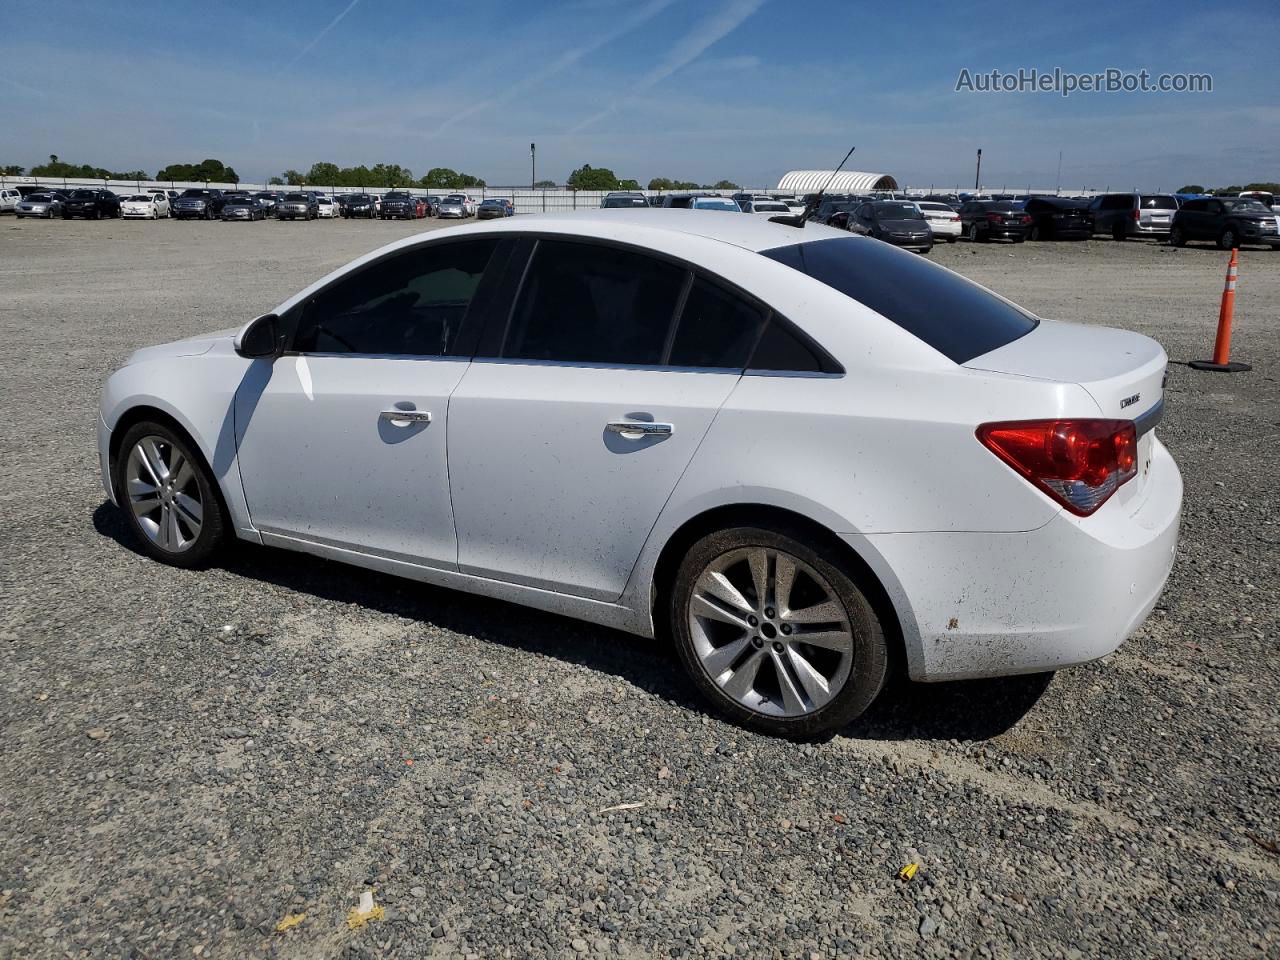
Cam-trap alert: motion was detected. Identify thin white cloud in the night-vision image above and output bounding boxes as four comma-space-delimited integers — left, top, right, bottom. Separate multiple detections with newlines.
570, 0, 766, 133
286, 0, 364, 68
433, 0, 678, 134
0, 72, 50, 97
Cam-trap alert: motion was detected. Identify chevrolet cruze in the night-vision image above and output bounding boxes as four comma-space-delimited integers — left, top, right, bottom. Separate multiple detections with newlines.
98, 211, 1181, 737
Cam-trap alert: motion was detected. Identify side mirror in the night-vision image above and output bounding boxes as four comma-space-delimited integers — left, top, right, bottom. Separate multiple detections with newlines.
234, 313, 282, 359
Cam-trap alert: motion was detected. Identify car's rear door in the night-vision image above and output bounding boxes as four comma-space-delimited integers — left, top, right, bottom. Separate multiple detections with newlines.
447, 237, 767, 601
234, 237, 509, 568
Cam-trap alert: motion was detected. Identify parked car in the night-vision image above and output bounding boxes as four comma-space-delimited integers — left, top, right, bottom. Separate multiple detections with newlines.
476, 198, 515, 219
221, 196, 266, 221
810, 198, 861, 226
316, 196, 339, 218
845, 200, 934, 252
781, 198, 807, 216
0, 188, 20, 214
601, 192, 649, 209
739, 197, 792, 216
439, 193, 476, 216
253, 191, 285, 217
1020, 197, 1091, 241
14, 192, 65, 218
1088, 193, 1178, 240
62, 189, 121, 220
1238, 191, 1279, 214
341, 194, 377, 219
379, 191, 419, 220
423, 196, 444, 217
958, 200, 1032, 242
914, 201, 962, 242
121, 193, 171, 219
277, 193, 319, 221
97, 210, 1180, 738
172, 189, 226, 220
1170, 196, 1280, 249
435, 196, 468, 219
662, 193, 741, 212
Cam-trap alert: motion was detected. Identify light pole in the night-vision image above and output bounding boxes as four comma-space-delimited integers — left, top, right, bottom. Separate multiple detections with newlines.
974, 148, 982, 191
530, 143, 536, 190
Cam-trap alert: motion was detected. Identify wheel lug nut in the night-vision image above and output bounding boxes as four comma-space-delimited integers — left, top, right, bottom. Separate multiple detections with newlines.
764, 607, 776, 619
772, 641, 784, 653
747, 615, 758, 627
751, 636, 764, 649
781, 624, 793, 635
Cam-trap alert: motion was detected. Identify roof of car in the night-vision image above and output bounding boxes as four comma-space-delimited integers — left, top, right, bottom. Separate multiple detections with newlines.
432, 208, 843, 253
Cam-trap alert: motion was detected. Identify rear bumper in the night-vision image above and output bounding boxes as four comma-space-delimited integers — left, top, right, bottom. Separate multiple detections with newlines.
856, 437, 1182, 681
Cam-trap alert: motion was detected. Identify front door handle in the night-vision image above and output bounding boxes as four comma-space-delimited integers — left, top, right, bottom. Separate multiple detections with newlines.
380, 409, 432, 427
606, 420, 673, 440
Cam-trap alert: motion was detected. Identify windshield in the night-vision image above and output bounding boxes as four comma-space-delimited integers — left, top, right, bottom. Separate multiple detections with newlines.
874, 203, 923, 219
348, 195, 370, 203
753, 201, 788, 211
692, 198, 740, 211
284, 194, 308, 201
1223, 197, 1270, 212
385, 192, 411, 199
762, 237, 1036, 364
27, 194, 53, 202
125, 195, 151, 202
1140, 195, 1177, 209
70, 191, 96, 199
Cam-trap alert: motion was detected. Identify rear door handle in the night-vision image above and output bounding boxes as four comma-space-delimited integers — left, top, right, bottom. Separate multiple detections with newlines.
606, 420, 673, 440
380, 409, 432, 426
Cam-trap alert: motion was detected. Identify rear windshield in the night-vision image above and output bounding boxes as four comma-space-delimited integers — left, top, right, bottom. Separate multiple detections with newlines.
1140, 195, 1177, 209
692, 198, 739, 211
873, 203, 923, 219
761, 237, 1037, 364
1223, 197, 1270, 212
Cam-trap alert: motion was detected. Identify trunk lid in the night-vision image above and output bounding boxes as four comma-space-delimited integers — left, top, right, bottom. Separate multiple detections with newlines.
965, 319, 1168, 505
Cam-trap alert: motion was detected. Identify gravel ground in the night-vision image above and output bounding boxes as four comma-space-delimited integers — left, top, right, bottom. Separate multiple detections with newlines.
1, 216, 1277, 959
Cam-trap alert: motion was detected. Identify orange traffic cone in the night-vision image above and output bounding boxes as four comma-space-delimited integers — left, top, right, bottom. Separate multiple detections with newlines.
1190, 248, 1251, 372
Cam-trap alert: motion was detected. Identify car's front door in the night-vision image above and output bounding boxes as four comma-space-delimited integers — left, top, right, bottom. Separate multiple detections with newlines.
234, 237, 504, 568
448, 238, 768, 601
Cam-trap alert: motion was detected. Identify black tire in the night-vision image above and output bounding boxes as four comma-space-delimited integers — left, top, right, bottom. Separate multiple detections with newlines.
113, 420, 228, 569
1112, 222, 1126, 241
920, 244, 933, 255
966, 221, 981, 242
1029, 224, 1042, 241
670, 522, 889, 738
1169, 226, 1185, 247
1218, 227, 1237, 251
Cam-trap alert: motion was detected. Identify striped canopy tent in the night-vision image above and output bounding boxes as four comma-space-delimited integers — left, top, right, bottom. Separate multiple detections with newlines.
776, 170, 899, 193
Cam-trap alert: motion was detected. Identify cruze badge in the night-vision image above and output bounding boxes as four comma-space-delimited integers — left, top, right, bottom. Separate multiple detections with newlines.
1120, 393, 1141, 409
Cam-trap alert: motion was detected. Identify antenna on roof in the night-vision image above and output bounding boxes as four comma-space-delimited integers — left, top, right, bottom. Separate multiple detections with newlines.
769, 144, 855, 227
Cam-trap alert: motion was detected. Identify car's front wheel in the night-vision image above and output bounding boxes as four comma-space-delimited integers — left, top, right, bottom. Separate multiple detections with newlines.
1169, 225, 1185, 247
670, 524, 889, 738
115, 421, 227, 568
1219, 227, 1237, 250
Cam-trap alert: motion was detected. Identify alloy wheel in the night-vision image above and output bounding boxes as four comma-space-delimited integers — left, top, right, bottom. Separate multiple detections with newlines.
125, 436, 203, 553
688, 546, 854, 718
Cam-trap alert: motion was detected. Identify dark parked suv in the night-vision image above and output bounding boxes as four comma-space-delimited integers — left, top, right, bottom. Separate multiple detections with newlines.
1170, 196, 1280, 250
378, 191, 418, 220
1087, 193, 1178, 240
172, 189, 226, 220
958, 200, 1032, 242
1021, 197, 1092, 240
277, 193, 319, 220
62, 189, 120, 220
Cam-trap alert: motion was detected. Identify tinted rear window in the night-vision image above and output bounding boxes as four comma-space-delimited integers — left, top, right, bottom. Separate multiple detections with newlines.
761, 237, 1037, 364
1140, 195, 1177, 209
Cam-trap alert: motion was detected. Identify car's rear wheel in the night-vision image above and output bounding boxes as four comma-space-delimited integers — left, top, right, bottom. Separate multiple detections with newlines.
670, 524, 889, 738
1169, 225, 1185, 247
966, 221, 980, 242
1219, 227, 1237, 250
1112, 222, 1126, 241
115, 421, 227, 569
1029, 224, 1042, 241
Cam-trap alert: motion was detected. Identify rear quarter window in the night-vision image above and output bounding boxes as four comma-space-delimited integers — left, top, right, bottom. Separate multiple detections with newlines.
761, 237, 1037, 364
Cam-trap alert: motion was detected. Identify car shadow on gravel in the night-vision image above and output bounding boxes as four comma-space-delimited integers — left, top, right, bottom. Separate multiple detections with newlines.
93, 501, 1051, 744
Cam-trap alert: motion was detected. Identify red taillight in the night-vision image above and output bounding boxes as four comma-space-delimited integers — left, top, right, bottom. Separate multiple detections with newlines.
1132, 207, 1141, 221
1020, 214, 1033, 224
986, 212, 1002, 222
976, 419, 1138, 516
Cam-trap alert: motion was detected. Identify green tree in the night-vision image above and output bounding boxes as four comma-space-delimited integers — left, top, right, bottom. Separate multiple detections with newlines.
566, 164, 620, 191
533, 179, 556, 188
281, 169, 306, 185
156, 158, 236, 182
647, 177, 675, 191
307, 162, 342, 185
422, 167, 459, 188
2, 164, 24, 176
713, 179, 740, 190
267, 175, 284, 186
369, 163, 414, 187
1176, 185, 1205, 194
617, 179, 640, 190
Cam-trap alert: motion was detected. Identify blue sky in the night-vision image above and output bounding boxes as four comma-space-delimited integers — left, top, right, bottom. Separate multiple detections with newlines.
1, 0, 1276, 188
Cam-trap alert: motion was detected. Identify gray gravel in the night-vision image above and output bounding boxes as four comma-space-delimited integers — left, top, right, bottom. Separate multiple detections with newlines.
1, 217, 1277, 958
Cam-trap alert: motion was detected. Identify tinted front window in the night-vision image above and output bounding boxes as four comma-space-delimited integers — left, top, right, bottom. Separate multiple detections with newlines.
294, 239, 498, 356
285, 194, 308, 201
502, 240, 685, 365
762, 237, 1037, 364
71, 191, 96, 199
1223, 198, 1269, 212
668, 277, 766, 368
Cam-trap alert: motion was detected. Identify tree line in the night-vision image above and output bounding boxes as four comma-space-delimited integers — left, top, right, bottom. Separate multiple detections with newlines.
565, 164, 739, 192
1176, 182, 1280, 195
269, 163, 486, 190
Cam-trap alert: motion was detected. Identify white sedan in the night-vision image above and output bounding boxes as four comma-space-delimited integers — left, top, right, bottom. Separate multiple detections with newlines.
121, 193, 171, 219
915, 201, 962, 241
316, 196, 339, 218
97, 211, 1181, 737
